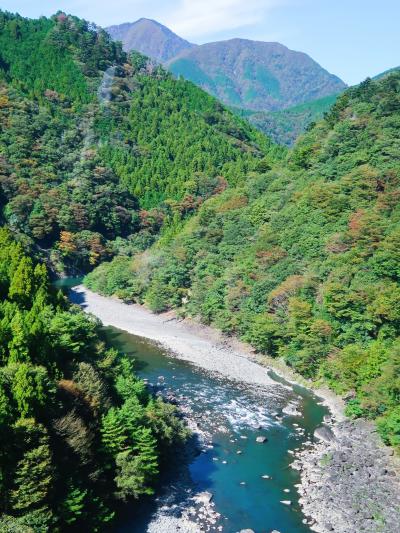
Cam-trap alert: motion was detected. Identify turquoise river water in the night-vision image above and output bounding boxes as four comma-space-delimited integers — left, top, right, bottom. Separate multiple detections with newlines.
58, 279, 328, 533
105, 328, 327, 533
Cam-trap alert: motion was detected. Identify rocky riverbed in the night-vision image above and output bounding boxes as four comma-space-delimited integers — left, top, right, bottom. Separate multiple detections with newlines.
69, 284, 400, 533
293, 418, 400, 533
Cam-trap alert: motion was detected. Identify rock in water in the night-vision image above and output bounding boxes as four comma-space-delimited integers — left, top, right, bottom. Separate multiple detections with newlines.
314, 425, 336, 442
194, 491, 213, 504
282, 403, 302, 416
256, 436, 268, 443
239, 530, 255, 533
280, 500, 292, 505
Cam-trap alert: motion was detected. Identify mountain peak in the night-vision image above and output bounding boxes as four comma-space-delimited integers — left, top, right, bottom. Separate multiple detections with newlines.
168, 39, 346, 111
107, 19, 346, 113
106, 18, 195, 63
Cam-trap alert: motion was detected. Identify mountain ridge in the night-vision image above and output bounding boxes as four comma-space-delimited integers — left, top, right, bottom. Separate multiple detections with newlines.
168, 37, 345, 111
107, 19, 347, 114
107, 18, 195, 63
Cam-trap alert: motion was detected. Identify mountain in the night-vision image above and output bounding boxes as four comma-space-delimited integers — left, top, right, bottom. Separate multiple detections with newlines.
373, 65, 400, 80
168, 39, 346, 112
106, 21, 346, 141
239, 92, 339, 146
87, 73, 400, 455
0, 11, 279, 273
106, 18, 195, 63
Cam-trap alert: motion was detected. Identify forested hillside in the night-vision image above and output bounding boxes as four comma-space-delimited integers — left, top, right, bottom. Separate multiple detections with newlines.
87, 73, 400, 449
237, 93, 339, 146
0, 11, 279, 273
167, 39, 346, 112
0, 228, 187, 531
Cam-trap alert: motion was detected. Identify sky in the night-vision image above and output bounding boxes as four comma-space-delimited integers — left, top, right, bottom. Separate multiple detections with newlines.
1, 0, 399, 85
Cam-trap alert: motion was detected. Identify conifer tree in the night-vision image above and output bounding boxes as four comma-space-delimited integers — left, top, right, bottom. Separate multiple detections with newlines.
101, 407, 127, 456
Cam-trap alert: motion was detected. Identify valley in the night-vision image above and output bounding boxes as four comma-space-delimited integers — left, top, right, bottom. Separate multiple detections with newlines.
68, 283, 400, 533
0, 8, 399, 533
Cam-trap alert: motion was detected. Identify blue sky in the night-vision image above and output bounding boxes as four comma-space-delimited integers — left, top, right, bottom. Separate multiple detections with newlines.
1, 0, 399, 85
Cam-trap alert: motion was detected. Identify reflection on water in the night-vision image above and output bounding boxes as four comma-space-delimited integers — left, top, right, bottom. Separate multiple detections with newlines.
104, 327, 327, 533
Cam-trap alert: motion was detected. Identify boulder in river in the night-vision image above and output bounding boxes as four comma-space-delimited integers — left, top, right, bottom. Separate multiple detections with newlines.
256, 436, 268, 443
314, 425, 336, 442
239, 530, 255, 533
194, 491, 213, 504
282, 403, 302, 416
280, 500, 292, 505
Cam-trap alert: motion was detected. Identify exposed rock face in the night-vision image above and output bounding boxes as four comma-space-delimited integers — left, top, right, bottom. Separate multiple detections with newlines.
106, 18, 195, 63
296, 419, 400, 533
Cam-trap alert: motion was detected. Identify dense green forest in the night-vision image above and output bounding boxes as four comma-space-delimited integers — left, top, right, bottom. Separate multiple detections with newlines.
87, 73, 400, 450
236, 93, 339, 146
1, 10, 400, 532
0, 228, 187, 531
0, 10, 281, 274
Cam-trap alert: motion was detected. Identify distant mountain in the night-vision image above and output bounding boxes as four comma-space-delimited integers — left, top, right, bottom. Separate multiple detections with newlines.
168, 39, 346, 112
238, 92, 339, 146
106, 18, 195, 63
106, 20, 347, 138
373, 66, 400, 80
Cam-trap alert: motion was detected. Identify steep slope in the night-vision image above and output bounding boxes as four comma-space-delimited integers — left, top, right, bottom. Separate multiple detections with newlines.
87, 73, 400, 450
0, 12, 190, 531
0, 234, 187, 532
105, 20, 346, 141
168, 39, 346, 111
0, 11, 280, 273
373, 65, 400, 80
238, 93, 340, 146
106, 18, 195, 62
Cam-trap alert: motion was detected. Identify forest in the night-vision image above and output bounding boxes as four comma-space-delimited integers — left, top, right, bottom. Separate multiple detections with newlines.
0, 228, 188, 531
0, 12, 195, 530
87, 73, 400, 450
0, 10, 281, 273
1, 8, 400, 529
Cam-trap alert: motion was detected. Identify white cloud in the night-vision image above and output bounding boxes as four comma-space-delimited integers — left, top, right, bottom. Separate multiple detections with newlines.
165, 0, 286, 39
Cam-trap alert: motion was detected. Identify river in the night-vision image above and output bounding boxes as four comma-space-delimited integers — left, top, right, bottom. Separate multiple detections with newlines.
59, 280, 329, 533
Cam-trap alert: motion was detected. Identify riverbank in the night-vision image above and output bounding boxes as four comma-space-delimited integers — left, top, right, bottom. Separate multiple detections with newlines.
70, 285, 340, 412
70, 285, 280, 388
70, 285, 400, 533
294, 418, 400, 533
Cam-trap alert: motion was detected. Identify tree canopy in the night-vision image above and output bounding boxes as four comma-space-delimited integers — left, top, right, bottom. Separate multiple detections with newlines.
87, 73, 400, 450
0, 228, 188, 530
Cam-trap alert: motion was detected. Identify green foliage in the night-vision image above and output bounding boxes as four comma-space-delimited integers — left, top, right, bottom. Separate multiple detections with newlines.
0, 11, 124, 103
114, 426, 159, 500
10, 364, 54, 417
0, 229, 187, 529
235, 93, 340, 146
0, 10, 282, 275
88, 73, 400, 450
378, 406, 400, 448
